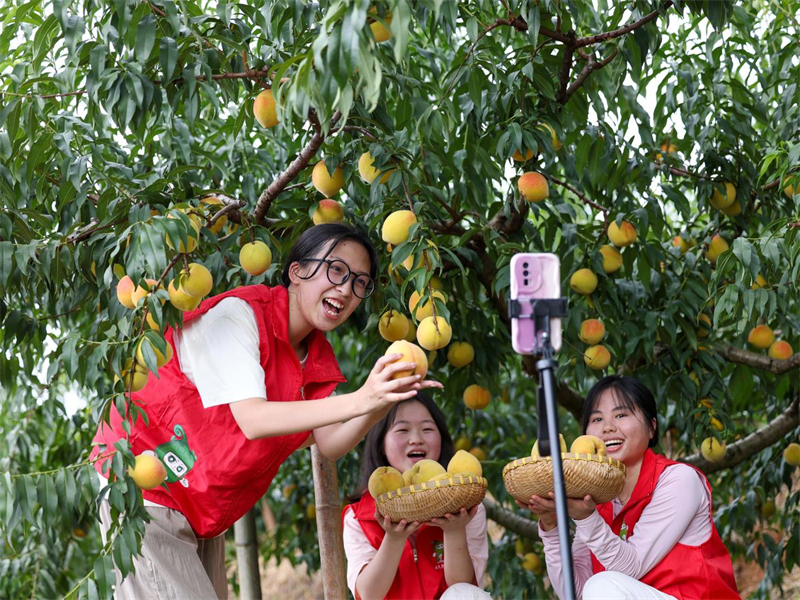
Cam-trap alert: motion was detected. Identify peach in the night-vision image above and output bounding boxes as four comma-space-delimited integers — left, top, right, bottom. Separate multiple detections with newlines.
599, 245, 622, 273
748, 325, 774, 349
532, 434, 566, 458
570, 435, 607, 456
358, 151, 393, 184
706, 234, 729, 264
447, 449, 482, 477
239, 241, 272, 276
368, 466, 405, 498
584, 345, 611, 369
128, 453, 167, 490
404, 459, 445, 485
384, 340, 428, 380
672, 235, 694, 255
710, 182, 736, 210
253, 89, 278, 129
463, 384, 490, 410
512, 148, 534, 162
378, 310, 410, 342
447, 342, 475, 368
538, 123, 562, 151
368, 8, 393, 43
311, 161, 345, 197
784, 443, 800, 466
700, 437, 726, 463
768, 340, 793, 360
381, 210, 417, 245
168, 279, 202, 312
312, 199, 345, 225
181, 263, 213, 299
608, 220, 637, 247
116, 275, 137, 309
130, 278, 159, 308
136, 337, 174, 369
697, 314, 712, 338
408, 289, 446, 320
518, 172, 549, 203
416, 316, 452, 350
579, 319, 605, 344
570, 269, 598, 295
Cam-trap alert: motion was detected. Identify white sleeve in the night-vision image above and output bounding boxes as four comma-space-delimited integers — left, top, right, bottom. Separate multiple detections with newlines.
343, 507, 378, 599
174, 297, 266, 408
465, 503, 489, 588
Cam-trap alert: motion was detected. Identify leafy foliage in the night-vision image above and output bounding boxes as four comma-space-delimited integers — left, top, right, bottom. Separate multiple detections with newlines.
1, 0, 799, 597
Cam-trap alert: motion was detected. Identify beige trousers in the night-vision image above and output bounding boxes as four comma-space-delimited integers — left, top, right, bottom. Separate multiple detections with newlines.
99, 501, 227, 599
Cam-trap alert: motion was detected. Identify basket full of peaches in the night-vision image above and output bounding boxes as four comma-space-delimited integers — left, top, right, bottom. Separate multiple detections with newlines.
370, 449, 488, 523
503, 434, 626, 505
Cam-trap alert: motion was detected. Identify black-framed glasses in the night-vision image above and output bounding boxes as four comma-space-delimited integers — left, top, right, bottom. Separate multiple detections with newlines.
299, 258, 375, 299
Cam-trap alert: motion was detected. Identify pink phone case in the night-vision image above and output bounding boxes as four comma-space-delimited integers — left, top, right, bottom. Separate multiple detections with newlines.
510, 253, 562, 354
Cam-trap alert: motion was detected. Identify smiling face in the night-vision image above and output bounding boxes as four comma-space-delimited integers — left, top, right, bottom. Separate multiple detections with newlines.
288, 239, 371, 333
383, 401, 443, 474
585, 388, 656, 467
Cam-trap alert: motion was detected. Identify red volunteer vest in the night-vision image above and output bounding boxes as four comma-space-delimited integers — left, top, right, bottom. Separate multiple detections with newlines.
345, 492, 449, 600
91, 285, 345, 538
590, 449, 740, 599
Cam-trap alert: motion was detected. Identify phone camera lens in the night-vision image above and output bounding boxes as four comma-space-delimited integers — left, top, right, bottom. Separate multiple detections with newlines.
523, 270, 529, 276
524, 279, 529, 286
523, 262, 529, 268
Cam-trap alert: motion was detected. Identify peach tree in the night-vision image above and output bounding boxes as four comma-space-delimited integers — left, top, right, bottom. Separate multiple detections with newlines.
1, 0, 798, 598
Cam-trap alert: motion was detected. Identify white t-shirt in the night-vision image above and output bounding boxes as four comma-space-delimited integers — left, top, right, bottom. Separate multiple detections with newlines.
342, 503, 489, 598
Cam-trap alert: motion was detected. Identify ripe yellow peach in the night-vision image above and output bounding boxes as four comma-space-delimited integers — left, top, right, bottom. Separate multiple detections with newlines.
672, 235, 694, 255
706, 234, 729, 264
710, 417, 724, 432
608, 220, 637, 247
404, 320, 417, 342
166, 211, 202, 253
579, 319, 605, 344
253, 89, 278, 129
378, 310, 410, 342
512, 148, 534, 162
518, 172, 549, 203
199, 197, 228, 235
584, 345, 611, 369
469, 447, 487, 462
136, 337, 174, 369
785, 180, 797, 199
538, 123, 562, 151
447, 449, 483, 477
117, 359, 149, 392
404, 459, 445, 485
368, 7, 393, 42
311, 161, 345, 197
239, 241, 272, 276
748, 325, 774, 349
655, 142, 677, 161
181, 263, 213, 299
697, 314, 712, 338
784, 443, 800, 467
312, 199, 345, 225
768, 340, 793, 360
384, 340, 428, 380
408, 289, 446, 320
130, 278, 159, 308
116, 275, 137, 309
599, 245, 622, 274
522, 552, 544, 575
710, 182, 736, 210
447, 341, 475, 368
570, 435, 607, 456
463, 384, 490, 410
358, 151, 393, 184
381, 210, 418, 245
416, 316, 452, 350
454, 436, 471, 452
751, 274, 767, 290
570, 269, 598, 295
720, 201, 742, 217
700, 437, 726, 463
128, 453, 167, 490
368, 466, 405, 498
168, 279, 202, 312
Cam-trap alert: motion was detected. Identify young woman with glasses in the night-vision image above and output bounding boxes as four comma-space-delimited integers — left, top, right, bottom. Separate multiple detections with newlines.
92, 223, 442, 599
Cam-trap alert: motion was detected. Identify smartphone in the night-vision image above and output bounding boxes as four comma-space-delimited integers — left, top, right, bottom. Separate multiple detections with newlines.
510, 253, 562, 354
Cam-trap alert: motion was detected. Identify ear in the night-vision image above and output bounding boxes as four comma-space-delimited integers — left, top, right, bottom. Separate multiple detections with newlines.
288, 261, 303, 286
650, 418, 657, 439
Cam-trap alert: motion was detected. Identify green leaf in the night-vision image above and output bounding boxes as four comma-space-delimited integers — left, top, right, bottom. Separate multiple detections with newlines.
160, 37, 178, 82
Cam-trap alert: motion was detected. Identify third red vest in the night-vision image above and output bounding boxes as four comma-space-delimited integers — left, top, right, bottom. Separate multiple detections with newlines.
591, 449, 740, 599
91, 285, 345, 538
346, 492, 449, 600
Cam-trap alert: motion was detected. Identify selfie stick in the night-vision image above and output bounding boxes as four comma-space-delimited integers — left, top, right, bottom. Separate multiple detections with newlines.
508, 297, 576, 600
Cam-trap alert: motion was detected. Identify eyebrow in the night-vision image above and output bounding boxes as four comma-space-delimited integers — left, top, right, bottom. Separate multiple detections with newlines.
589, 406, 629, 415
392, 419, 437, 426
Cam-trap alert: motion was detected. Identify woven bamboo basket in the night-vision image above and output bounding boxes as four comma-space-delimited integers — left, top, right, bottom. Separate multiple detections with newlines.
376, 474, 488, 522
503, 453, 625, 505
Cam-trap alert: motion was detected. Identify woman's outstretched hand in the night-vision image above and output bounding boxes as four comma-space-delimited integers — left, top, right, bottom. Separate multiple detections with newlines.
517, 493, 558, 531
359, 354, 443, 413
374, 509, 421, 541
429, 506, 477, 532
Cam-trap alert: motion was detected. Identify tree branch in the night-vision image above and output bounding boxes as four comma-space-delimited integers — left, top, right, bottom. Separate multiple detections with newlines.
561, 48, 619, 103
575, 1, 675, 48
682, 395, 799, 474
482, 498, 540, 539
555, 32, 577, 104
714, 345, 800, 375
253, 111, 342, 224
544, 174, 608, 213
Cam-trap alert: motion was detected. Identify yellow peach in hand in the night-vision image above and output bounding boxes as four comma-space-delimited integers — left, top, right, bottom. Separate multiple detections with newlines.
384, 340, 428, 380
447, 449, 483, 477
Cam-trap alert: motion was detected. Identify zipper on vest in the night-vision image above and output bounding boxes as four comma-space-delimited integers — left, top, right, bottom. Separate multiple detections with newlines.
300, 386, 305, 400
413, 547, 418, 563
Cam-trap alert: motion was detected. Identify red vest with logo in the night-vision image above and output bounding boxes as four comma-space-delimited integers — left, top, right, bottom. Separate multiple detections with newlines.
345, 492, 448, 600
91, 285, 345, 538
590, 450, 740, 599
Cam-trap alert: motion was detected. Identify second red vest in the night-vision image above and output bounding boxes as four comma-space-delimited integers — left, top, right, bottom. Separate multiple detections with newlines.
591, 449, 740, 599
91, 285, 345, 538
346, 492, 449, 600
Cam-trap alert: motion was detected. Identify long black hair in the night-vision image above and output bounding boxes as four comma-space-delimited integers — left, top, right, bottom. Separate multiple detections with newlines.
350, 393, 455, 501
581, 375, 659, 447
280, 223, 378, 287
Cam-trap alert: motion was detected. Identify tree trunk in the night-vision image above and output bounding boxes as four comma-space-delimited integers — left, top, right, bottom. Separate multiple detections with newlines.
234, 508, 262, 599
311, 445, 348, 600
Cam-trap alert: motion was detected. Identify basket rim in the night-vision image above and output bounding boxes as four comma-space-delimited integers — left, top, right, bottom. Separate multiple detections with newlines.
376, 475, 487, 504
502, 453, 625, 477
